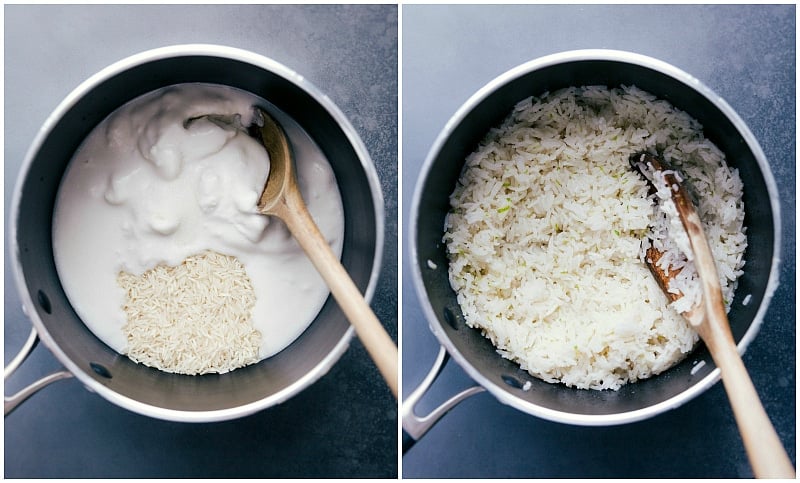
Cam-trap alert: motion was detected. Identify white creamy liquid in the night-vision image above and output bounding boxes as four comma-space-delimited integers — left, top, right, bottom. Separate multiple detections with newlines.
52, 83, 345, 360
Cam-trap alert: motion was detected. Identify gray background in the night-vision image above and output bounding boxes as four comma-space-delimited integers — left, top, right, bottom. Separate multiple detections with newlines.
4, 4, 397, 478
402, 4, 795, 478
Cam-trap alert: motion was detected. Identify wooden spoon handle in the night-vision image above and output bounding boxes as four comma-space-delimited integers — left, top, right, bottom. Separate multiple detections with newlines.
272, 186, 398, 399
701, 322, 795, 478
680, 183, 794, 477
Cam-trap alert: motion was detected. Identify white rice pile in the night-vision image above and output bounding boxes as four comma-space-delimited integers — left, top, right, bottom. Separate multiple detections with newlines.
444, 85, 747, 390
118, 250, 261, 375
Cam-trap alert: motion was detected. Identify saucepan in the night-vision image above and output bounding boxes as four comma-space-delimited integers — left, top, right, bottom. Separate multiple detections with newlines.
403, 49, 780, 450
6, 44, 384, 422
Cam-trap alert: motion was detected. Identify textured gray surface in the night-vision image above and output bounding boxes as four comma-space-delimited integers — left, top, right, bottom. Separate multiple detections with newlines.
4, 4, 397, 478
402, 4, 795, 478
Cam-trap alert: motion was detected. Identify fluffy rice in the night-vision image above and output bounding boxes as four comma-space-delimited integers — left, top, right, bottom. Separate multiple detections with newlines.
118, 250, 261, 375
444, 85, 747, 390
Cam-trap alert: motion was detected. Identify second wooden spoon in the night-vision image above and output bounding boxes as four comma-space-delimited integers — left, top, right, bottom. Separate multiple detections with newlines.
631, 152, 794, 478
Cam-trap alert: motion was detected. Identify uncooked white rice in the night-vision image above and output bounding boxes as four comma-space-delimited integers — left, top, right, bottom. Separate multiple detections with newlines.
118, 250, 261, 375
444, 85, 746, 390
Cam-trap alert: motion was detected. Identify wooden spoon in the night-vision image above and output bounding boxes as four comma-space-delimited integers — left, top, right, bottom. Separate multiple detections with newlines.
253, 107, 398, 398
631, 153, 794, 478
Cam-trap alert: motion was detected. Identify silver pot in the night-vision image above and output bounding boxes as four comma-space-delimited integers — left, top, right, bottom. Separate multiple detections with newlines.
403, 50, 780, 448
6, 44, 384, 422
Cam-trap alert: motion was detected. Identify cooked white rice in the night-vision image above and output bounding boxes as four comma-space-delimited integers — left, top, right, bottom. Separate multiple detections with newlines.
444, 85, 747, 390
118, 250, 261, 375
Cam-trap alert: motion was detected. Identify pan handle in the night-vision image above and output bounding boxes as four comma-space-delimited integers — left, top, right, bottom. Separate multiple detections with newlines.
401, 345, 485, 453
4, 326, 73, 416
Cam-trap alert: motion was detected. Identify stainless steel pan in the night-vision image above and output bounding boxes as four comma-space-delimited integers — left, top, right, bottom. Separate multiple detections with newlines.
403, 50, 780, 450
7, 44, 384, 422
